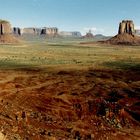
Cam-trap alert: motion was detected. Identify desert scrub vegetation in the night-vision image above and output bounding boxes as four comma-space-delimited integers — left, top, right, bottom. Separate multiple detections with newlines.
0, 42, 140, 69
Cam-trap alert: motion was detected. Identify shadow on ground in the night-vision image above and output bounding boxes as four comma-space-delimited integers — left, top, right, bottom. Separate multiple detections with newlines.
0, 61, 38, 70
103, 60, 140, 71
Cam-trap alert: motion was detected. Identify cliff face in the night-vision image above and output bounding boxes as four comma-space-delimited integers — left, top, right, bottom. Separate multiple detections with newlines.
0, 20, 19, 43
41, 27, 58, 37
22, 28, 41, 35
13, 27, 21, 36
59, 31, 82, 38
118, 20, 135, 35
0, 20, 12, 35
105, 20, 140, 45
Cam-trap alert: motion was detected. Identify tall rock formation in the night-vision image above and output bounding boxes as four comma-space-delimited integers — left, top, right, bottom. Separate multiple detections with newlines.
0, 20, 12, 35
118, 20, 135, 35
0, 20, 19, 43
13, 27, 21, 36
22, 28, 37, 35
105, 20, 140, 45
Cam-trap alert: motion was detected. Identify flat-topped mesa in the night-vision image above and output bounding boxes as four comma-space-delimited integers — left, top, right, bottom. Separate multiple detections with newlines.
59, 31, 82, 38
41, 27, 58, 37
118, 20, 135, 35
23, 28, 38, 35
0, 20, 12, 35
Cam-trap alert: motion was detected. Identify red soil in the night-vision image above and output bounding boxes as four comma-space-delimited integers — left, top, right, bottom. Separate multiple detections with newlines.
0, 68, 139, 139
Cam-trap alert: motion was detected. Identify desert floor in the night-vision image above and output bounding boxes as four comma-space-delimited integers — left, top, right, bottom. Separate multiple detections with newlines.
0, 40, 140, 140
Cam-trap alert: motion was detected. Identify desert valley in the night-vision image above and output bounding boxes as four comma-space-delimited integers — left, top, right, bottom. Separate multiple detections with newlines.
0, 17, 139, 140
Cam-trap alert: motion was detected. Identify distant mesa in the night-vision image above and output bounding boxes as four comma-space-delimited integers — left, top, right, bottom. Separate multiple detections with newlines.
41, 27, 58, 37
82, 30, 94, 38
59, 31, 82, 38
13, 27, 21, 36
3, 19, 140, 45
0, 19, 83, 41
22, 28, 42, 35
105, 20, 140, 45
0, 20, 20, 43
13, 27, 59, 37
94, 34, 111, 41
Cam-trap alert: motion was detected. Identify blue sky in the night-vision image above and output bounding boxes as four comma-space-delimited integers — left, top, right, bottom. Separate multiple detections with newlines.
0, 0, 140, 35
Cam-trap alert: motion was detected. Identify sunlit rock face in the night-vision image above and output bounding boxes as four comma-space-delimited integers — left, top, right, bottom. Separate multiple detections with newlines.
0, 20, 12, 35
0, 20, 19, 43
118, 20, 135, 35
41, 27, 58, 36
22, 28, 41, 35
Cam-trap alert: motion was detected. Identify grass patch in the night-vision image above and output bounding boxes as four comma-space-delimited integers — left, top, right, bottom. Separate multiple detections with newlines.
0, 41, 140, 70
103, 60, 140, 70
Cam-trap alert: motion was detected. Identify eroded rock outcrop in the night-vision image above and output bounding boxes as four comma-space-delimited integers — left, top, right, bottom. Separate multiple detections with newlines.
41, 27, 58, 37
105, 20, 140, 45
13, 27, 21, 36
118, 20, 135, 35
0, 20, 12, 35
59, 31, 82, 38
0, 20, 20, 43
22, 28, 41, 35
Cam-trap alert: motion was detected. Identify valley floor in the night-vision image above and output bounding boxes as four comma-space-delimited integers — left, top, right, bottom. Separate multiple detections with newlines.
0, 42, 139, 140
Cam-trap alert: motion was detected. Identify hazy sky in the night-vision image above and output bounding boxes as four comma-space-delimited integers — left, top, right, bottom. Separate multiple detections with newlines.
0, 0, 140, 35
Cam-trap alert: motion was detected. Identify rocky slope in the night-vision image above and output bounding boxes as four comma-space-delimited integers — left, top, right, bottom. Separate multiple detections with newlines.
0, 68, 139, 140
106, 33, 140, 45
105, 20, 140, 45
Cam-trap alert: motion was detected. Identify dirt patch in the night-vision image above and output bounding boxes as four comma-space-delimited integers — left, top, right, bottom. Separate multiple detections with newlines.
0, 68, 139, 139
